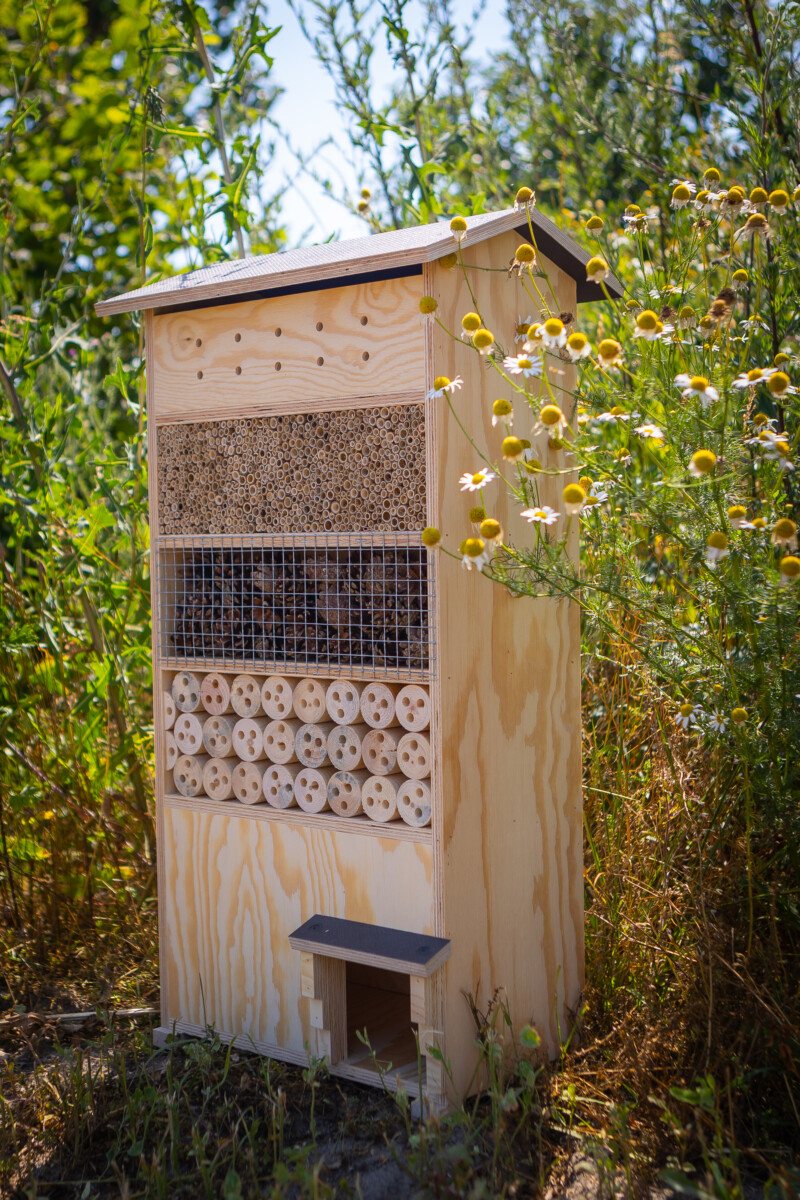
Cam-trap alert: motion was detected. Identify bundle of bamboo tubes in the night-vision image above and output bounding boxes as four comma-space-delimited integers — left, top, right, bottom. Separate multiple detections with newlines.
157, 407, 427, 536
167, 545, 429, 673
164, 670, 432, 827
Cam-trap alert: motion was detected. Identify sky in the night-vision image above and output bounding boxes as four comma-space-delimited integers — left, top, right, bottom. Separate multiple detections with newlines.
264, 0, 511, 242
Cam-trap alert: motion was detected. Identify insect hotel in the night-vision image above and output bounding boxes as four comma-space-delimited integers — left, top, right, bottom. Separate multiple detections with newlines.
97, 208, 618, 1107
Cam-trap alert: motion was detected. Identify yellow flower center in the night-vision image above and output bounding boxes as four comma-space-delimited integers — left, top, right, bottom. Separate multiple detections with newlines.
672, 184, 691, 201
704, 167, 721, 182
749, 187, 768, 204
463, 537, 485, 558
768, 189, 789, 208
471, 472, 486, 486
462, 312, 481, 331
733, 269, 748, 283
679, 305, 695, 319
727, 186, 745, 202
707, 532, 728, 550
731, 707, 747, 725
780, 556, 800, 579
450, 216, 467, 232
421, 526, 441, 547
440, 253, 457, 269
515, 243, 535, 263
747, 369, 764, 382
540, 404, 563, 426
775, 440, 791, 455
691, 449, 717, 474
419, 296, 437, 314
515, 321, 530, 336
679, 702, 694, 718
473, 328, 494, 350
625, 204, 641, 214
745, 213, 768, 228
433, 376, 451, 391
586, 216, 604, 231
543, 318, 564, 337
610, 406, 626, 415
586, 256, 607, 276
502, 436, 524, 459
774, 352, 790, 366
690, 375, 710, 391
468, 505, 485, 523
492, 398, 512, 417
767, 372, 790, 395
480, 518, 501, 539
568, 332, 588, 350
517, 358, 533, 370
752, 517, 767, 529
774, 518, 797, 539
728, 505, 747, 520
579, 476, 593, 490
562, 483, 586, 505
636, 310, 659, 330
515, 186, 534, 204
695, 190, 711, 204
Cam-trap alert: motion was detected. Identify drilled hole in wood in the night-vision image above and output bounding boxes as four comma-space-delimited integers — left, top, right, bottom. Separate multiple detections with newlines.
197, 371, 203, 380
275, 327, 282, 337
234, 332, 241, 342
316, 321, 323, 331
235, 366, 242, 376
362, 352, 370, 361
361, 316, 368, 326
316, 356, 324, 366
275, 362, 282, 371
196, 338, 202, 347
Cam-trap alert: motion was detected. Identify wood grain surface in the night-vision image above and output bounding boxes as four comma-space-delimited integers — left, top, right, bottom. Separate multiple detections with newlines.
150, 276, 424, 420
160, 805, 435, 1054
425, 236, 584, 1096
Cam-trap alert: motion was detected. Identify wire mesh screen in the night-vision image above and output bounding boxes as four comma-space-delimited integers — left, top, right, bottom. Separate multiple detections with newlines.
159, 537, 432, 679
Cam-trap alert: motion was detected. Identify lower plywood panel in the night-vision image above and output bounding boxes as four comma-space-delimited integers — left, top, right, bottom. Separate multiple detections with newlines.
160, 806, 435, 1059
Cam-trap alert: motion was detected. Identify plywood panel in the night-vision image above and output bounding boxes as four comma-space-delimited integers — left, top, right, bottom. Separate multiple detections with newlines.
426, 237, 583, 1096
160, 806, 434, 1056
150, 276, 424, 420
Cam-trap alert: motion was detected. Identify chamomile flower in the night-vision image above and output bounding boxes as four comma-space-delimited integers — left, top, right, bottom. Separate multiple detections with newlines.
671, 183, 694, 208
427, 376, 463, 400
719, 186, 748, 214
421, 527, 441, 547
461, 312, 482, 341
727, 505, 754, 531
450, 215, 468, 245
514, 186, 536, 212
524, 323, 545, 352
596, 338, 623, 369
766, 371, 796, 398
748, 187, 768, 209
768, 188, 790, 213
673, 373, 719, 409
708, 711, 729, 733
732, 269, 749, 292
677, 305, 697, 328
694, 189, 722, 213
595, 406, 631, 423
689, 449, 717, 476
585, 256, 610, 282
779, 555, 800, 584
705, 532, 729, 564
419, 296, 438, 318
472, 328, 495, 355
566, 331, 592, 361
562, 483, 586, 515
532, 404, 569, 439
737, 212, 770, 242
634, 423, 665, 441
492, 398, 514, 427
675, 702, 702, 729
581, 478, 609, 505
622, 205, 649, 232
521, 505, 559, 526
479, 518, 504, 544
731, 707, 748, 726
732, 366, 776, 389
503, 352, 542, 378
615, 448, 633, 467
515, 315, 533, 343
501, 436, 526, 462
511, 243, 537, 274
460, 537, 490, 571
633, 309, 667, 340
771, 518, 798, 550
539, 317, 567, 349
459, 468, 496, 492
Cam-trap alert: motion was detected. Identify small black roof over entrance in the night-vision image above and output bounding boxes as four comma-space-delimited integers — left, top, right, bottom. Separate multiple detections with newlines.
289, 915, 452, 977
96, 207, 623, 317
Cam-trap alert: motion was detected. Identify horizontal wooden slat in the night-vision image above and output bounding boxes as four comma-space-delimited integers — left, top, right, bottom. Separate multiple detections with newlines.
148, 275, 424, 419
289, 914, 451, 976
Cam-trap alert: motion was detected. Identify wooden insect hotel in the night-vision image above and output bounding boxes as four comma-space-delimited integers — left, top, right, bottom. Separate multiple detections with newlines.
96, 208, 620, 1107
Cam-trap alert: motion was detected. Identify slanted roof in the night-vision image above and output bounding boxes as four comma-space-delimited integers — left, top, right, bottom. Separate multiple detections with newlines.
95, 207, 623, 317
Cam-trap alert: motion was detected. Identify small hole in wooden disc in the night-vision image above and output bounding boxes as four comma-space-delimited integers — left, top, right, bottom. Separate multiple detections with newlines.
275, 362, 281, 371
360, 316, 368, 326
362, 351, 369, 361
196, 338, 202, 347
234, 332, 241, 342
316, 321, 323, 331
316, 356, 324, 366
235, 366, 242, 375
197, 371, 203, 380
275, 327, 282, 336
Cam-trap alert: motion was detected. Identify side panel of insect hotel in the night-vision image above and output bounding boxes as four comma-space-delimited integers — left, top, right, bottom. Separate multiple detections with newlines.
97, 209, 618, 1105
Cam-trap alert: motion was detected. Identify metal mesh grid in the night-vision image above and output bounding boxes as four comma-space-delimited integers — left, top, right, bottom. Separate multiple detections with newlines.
158, 536, 432, 679
156, 406, 426, 536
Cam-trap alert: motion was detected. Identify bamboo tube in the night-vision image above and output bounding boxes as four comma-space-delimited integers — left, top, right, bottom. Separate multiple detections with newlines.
396, 779, 432, 827
173, 753, 209, 798
172, 671, 201, 713
295, 767, 330, 814
232, 717, 269, 761
395, 684, 430, 732
261, 675, 297, 720
326, 722, 370, 771
396, 732, 431, 780
295, 722, 335, 768
202, 757, 235, 801
163, 690, 177, 731
202, 715, 237, 758
361, 728, 400, 776
325, 679, 362, 725
232, 760, 268, 804
360, 682, 400, 729
362, 774, 402, 823
263, 763, 302, 809
327, 769, 370, 818
165, 731, 178, 772
200, 673, 234, 715
231, 674, 263, 718
174, 713, 204, 756
293, 678, 327, 723
263, 718, 301, 764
